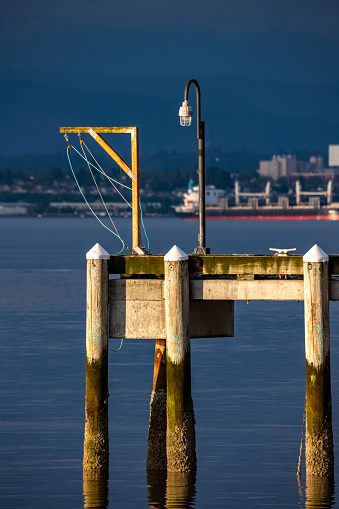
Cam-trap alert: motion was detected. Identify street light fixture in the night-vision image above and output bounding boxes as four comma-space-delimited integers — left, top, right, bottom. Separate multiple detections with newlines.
178, 79, 210, 254
178, 100, 193, 126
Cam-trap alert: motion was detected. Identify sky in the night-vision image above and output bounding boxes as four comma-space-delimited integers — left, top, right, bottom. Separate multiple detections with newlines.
1, 0, 339, 157
2, 0, 339, 80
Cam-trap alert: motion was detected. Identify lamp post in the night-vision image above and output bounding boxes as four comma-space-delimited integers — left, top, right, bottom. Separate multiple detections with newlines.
179, 79, 210, 255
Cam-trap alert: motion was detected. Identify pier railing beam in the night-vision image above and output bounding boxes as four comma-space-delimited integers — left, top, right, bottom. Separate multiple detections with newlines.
83, 243, 110, 478
303, 244, 334, 479
164, 245, 196, 472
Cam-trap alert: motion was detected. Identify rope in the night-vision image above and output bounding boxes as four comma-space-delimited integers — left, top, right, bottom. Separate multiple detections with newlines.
140, 198, 150, 253
79, 137, 125, 242
66, 147, 125, 253
70, 145, 133, 192
80, 140, 150, 252
295, 266, 312, 478
65, 135, 151, 254
297, 395, 306, 477
81, 140, 133, 208
109, 338, 124, 352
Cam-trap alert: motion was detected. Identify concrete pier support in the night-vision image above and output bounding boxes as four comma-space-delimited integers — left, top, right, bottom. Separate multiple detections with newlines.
164, 245, 196, 472
303, 244, 334, 480
83, 243, 110, 477
147, 338, 167, 471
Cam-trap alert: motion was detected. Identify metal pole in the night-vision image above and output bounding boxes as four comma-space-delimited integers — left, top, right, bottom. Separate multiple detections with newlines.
198, 121, 206, 252
184, 79, 209, 255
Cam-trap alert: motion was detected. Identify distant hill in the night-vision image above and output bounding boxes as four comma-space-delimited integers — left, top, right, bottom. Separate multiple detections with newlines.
1, 74, 339, 159
0, 148, 327, 176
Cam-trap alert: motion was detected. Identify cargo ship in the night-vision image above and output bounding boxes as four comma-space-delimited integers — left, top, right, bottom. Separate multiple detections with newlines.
174, 181, 339, 220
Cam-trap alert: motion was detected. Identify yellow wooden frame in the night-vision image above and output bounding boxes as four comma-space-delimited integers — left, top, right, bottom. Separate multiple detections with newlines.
60, 127, 140, 249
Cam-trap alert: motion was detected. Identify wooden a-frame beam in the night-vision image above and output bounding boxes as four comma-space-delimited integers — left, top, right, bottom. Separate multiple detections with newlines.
60, 126, 141, 249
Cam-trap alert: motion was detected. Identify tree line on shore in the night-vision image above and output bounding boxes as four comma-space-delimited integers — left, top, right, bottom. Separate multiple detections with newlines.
0, 155, 333, 215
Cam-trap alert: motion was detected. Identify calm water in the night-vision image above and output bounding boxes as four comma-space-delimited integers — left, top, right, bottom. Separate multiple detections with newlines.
1, 217, 339, 508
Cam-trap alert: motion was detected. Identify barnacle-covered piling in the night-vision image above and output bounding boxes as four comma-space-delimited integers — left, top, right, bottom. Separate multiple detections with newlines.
303, 245, 334, 480
164, 246, 196, 472
83, 244, 110, 478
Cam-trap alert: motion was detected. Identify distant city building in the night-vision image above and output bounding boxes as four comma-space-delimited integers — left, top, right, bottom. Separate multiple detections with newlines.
258, 149, 339, 181
0, 203, 28, 216
329, 145, 339, 167
258, 155, 297, 180
309, 155, 324, 170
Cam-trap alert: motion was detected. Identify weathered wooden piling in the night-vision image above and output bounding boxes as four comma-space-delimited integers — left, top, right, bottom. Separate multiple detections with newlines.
146, 338, 167, 471
164, 245, 196, 472
303, 244, 334, 479
83, 243, 110, 477
105, 249, 339, 479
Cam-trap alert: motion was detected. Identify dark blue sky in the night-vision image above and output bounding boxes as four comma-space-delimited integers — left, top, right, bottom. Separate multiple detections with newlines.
1, 0, 339, 157
2, 0, 339, 81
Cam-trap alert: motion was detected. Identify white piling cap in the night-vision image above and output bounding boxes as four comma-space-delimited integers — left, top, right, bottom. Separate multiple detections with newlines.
303, 244, 329, 262
86, 243, 110, 260
164, 245, 188, 261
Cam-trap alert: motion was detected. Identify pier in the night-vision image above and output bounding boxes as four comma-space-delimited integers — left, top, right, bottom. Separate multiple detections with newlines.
59, 126, 336, 496
84, 242, 337, 482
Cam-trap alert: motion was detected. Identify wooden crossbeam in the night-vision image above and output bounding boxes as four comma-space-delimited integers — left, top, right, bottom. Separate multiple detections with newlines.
108, 254, 339, 276
108, 254, 304, 275
87, 129, 134, 179
60, 127, 136, 134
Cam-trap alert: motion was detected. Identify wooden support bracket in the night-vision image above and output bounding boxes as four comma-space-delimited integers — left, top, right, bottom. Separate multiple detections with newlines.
60, 126, 141, 249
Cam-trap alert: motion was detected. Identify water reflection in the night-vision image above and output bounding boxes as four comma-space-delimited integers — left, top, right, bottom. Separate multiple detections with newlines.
305, 475, 335, 509
147, 471, 167, 509
83, 476, 109, 509
147, 471, 196, 509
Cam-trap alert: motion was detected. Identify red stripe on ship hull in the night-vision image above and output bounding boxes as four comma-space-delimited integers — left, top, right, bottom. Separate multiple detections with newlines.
183, 215, 339, 221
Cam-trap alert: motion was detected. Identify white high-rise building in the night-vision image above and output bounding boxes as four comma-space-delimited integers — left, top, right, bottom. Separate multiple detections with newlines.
259, 155, 297, 180
329, 145, 339, 167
